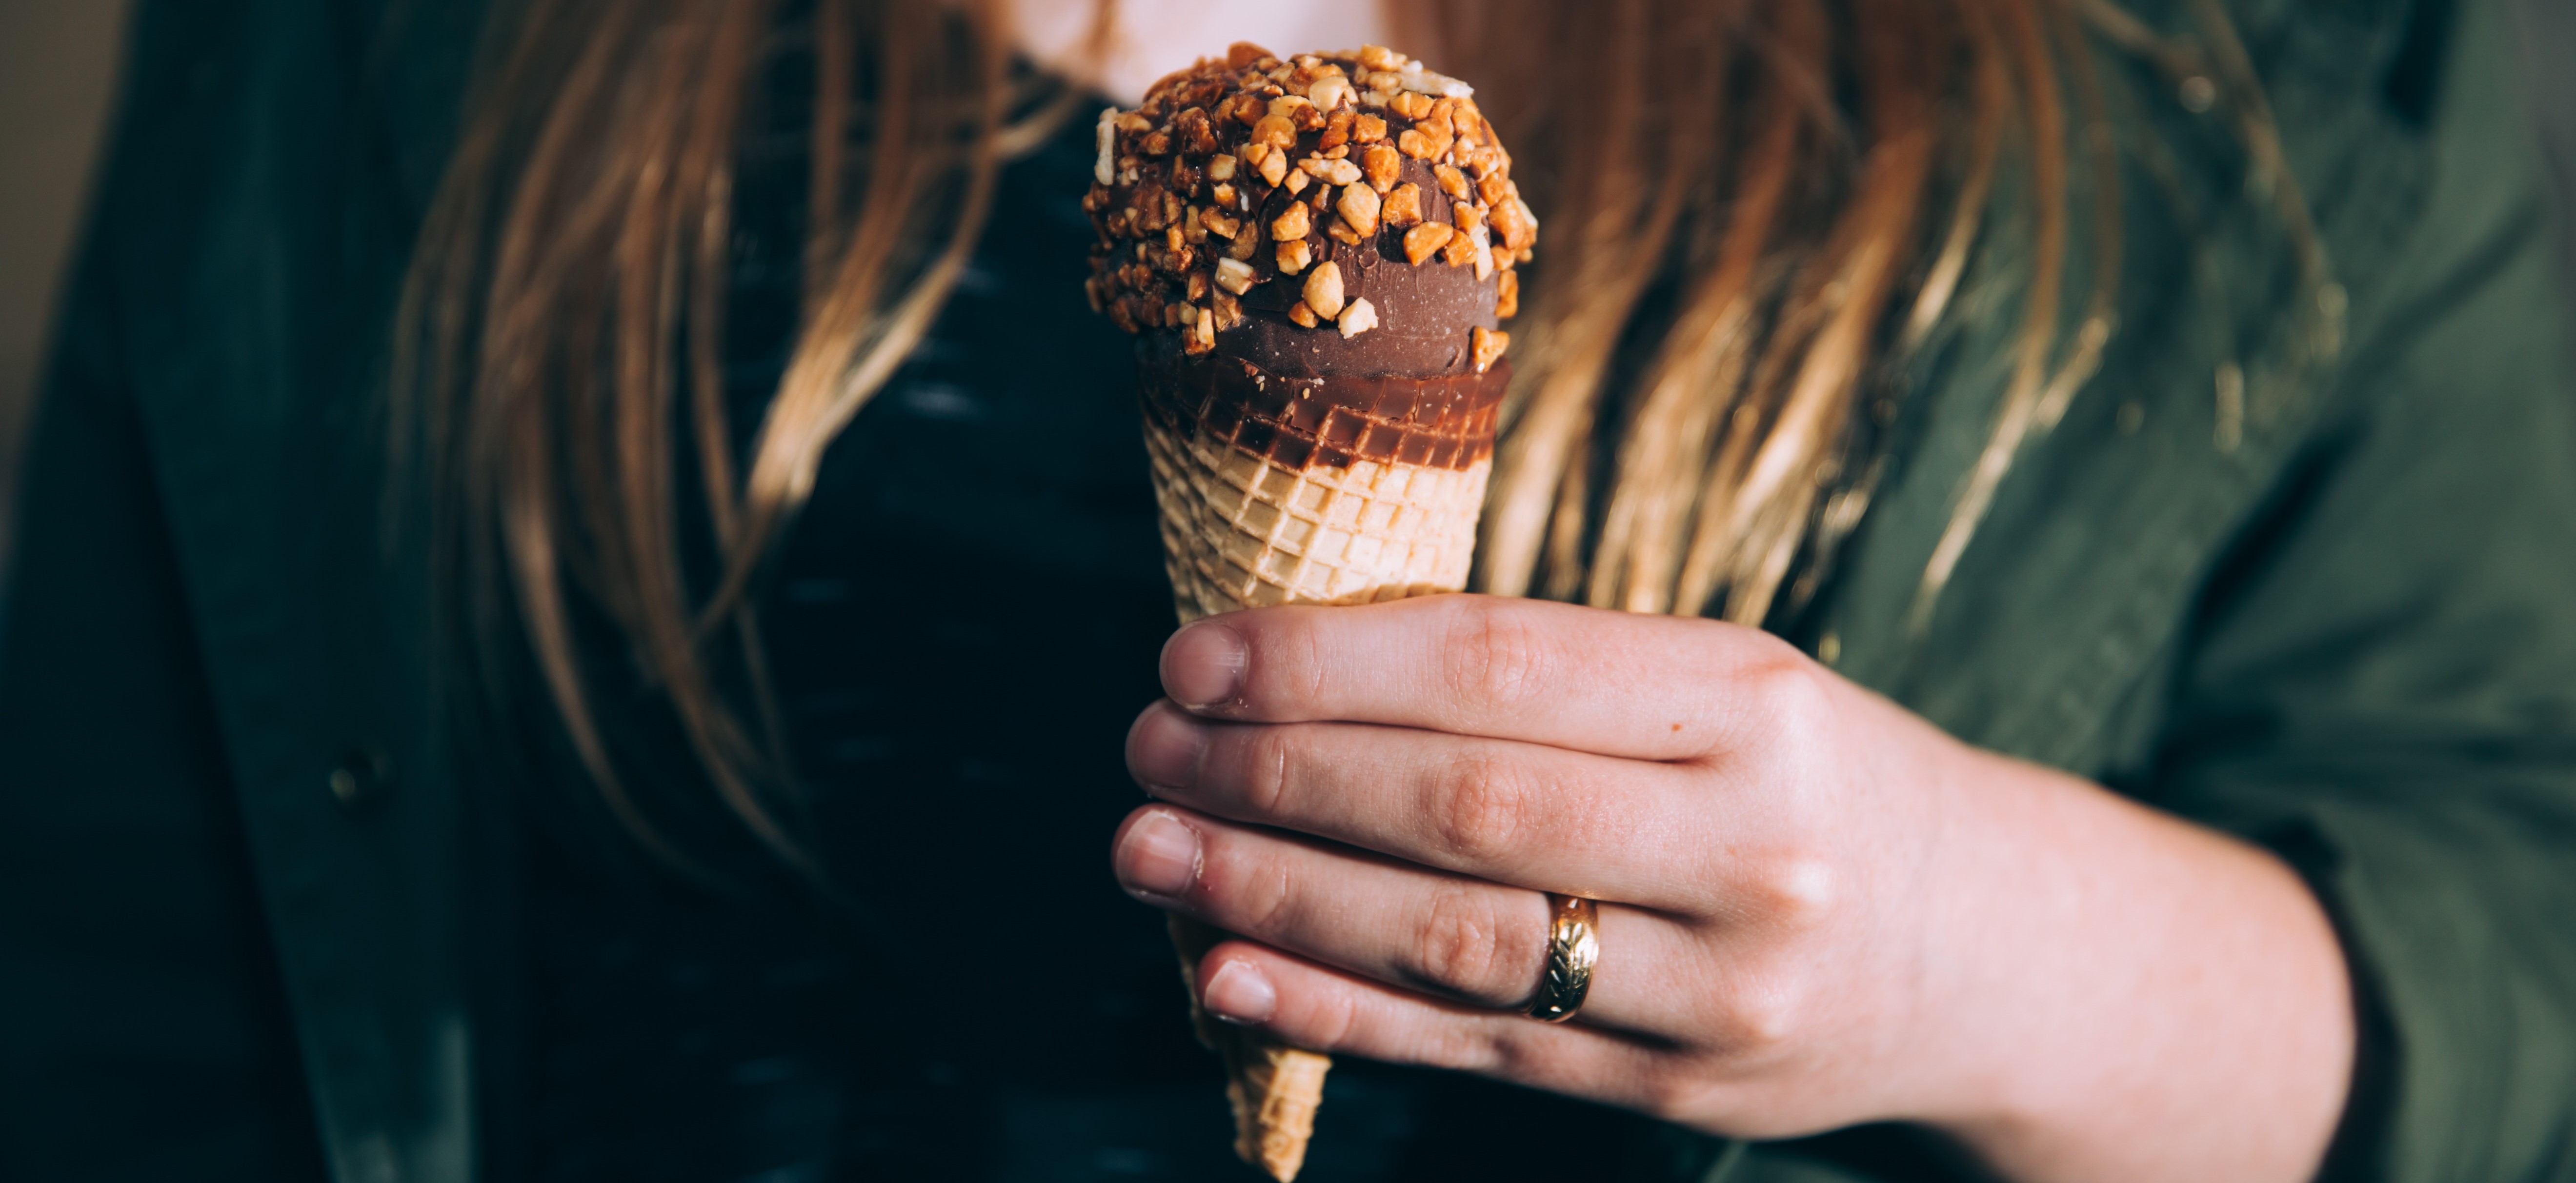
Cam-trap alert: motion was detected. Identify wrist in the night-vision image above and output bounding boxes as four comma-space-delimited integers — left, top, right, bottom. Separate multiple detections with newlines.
1896, 751, 2355, 1182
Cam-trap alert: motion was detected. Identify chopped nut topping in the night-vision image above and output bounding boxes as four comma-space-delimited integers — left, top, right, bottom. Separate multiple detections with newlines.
1250, 114, 1296, 149
1276, 95, 1327, 131
1176, 107, 1218, 154
1362, 144, 1402, 192
1270, 203, 1310, 241
1470, 326, 1508, 372
1302, 261, 1346, 319
1491, 197, 1538, 252
1419, 120, 1456, 160
1094, 108, 1118, 184
1087, 44, 1530, 344
1337, 297, 1379, 338
1402, 221, 1455, 265
1382, 182, 1424, 227
1214, 257, 1257, 294
1275, 237, 1313, 274
1440, 228, 1476, 267
1319, 108, 1355, 153
1337, 183, 1382, 237
1299, 156, 1363, 186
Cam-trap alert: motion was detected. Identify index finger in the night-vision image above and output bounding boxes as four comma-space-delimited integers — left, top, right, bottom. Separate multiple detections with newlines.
1159, 594, 1807, 761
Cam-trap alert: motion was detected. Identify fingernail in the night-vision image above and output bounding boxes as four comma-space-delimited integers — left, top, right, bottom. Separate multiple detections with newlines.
1127, 702, 1210, 791
1116, 809, 1200, 899
1203, 960, 1277, 1025
1162, 620, 1248, 709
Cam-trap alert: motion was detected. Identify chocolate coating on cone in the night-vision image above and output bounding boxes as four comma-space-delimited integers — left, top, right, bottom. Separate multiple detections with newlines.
1140, 341, 1509, 472
1084, 43, 1536, 376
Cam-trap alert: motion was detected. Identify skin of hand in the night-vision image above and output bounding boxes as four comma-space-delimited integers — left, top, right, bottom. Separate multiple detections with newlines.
1111, 595, 2356, 1183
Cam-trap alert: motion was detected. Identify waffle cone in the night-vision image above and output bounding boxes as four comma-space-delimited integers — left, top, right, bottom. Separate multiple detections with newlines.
1145, 409, 1493, 1181
1143, 410, 1491, 622
1096, 41, 1530, 1177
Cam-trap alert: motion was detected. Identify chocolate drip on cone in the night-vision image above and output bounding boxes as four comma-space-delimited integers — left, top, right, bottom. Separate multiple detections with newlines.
1139, 345, 1509, 472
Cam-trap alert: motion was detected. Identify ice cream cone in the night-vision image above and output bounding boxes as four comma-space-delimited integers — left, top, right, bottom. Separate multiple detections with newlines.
1084, 40, 1535, 1180
1142, 356, 1502, 1181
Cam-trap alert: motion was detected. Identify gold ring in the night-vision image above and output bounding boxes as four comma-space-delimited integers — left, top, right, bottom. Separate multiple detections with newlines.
1526, 894, 1598, 1023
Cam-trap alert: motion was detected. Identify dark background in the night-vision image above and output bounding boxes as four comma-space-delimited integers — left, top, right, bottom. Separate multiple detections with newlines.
0, 0, 131, 584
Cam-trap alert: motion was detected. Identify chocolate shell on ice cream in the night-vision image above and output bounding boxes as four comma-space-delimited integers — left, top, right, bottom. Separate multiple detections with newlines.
1087, 41, 1537, 622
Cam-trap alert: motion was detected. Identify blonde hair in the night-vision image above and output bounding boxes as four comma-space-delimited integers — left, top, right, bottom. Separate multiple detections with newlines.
402, 0, 2317, 864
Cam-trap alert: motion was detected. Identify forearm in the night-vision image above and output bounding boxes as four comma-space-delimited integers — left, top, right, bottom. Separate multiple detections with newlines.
1916, 751, 2356, 1183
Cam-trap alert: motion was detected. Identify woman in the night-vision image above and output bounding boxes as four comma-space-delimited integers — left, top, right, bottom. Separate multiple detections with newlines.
2, 0, 2569, 1181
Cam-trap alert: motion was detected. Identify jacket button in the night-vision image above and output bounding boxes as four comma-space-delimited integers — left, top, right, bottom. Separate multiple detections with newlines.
328, 750, 394, 809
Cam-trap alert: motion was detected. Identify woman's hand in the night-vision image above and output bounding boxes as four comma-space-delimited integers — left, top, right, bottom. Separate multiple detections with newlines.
1111, 595, 2354, 1183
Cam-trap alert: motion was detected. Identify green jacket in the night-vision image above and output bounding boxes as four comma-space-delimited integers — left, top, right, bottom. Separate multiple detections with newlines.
1, 0, 2569, 1180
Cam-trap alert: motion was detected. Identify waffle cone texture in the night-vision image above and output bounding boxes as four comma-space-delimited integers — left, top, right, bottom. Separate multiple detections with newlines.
1145, 410, 1490, 622
1147, 408, 1491, 1182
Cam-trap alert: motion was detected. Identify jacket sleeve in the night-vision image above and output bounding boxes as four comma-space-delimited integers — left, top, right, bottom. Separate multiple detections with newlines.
2151, 4, 2576, 1175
